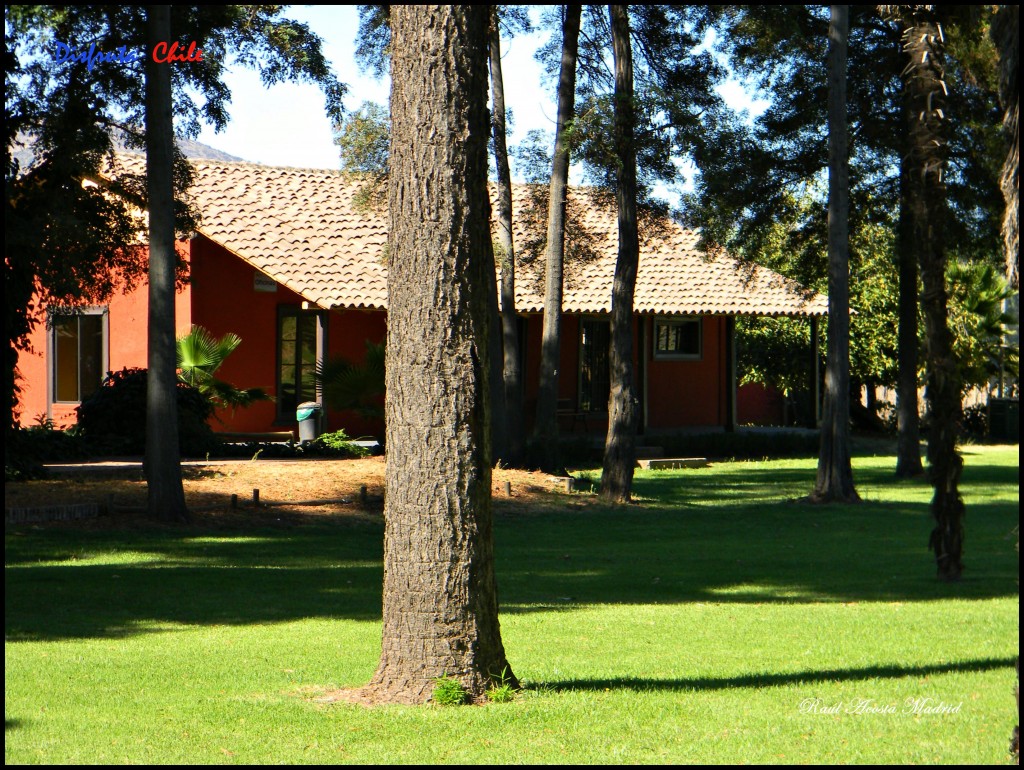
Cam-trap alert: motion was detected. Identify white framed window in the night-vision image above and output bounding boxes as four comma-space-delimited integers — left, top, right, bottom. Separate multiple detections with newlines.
50, 307, 108, 403
653, 316, 702, 360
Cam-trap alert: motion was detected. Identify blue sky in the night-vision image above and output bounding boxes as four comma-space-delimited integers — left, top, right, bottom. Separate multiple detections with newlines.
196, 5, 556, 171
195, 6, 765, 191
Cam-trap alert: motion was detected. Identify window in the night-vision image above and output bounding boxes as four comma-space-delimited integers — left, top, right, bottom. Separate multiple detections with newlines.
277, 307, 325, 421
578, 317, 610, 412
653, 316, 702, 360
51, 309, 107, 403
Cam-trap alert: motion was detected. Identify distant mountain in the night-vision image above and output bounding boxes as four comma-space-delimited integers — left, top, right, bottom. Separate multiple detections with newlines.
11, 132, 249, 170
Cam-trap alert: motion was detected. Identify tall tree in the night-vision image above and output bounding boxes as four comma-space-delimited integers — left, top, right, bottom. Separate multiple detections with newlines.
533, 4, 582, 472
144, 4, 188, 521
991, 5, 1019, 290
897, 7, 965, 580
812, 5, 859, 503
7, 5, 343, 511
599, 5, 639, 503
368, 4, 516, 704
894, 129, 924, 477
489, 8, 527, 467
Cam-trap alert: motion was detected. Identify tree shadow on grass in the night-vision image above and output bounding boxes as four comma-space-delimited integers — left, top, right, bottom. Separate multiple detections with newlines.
5, 455, 1018, 641
542, 656, 1018, 694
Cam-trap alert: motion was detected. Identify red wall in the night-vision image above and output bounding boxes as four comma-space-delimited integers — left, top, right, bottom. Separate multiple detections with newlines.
644, 315, 725, 429
737, 382, 786, 426
519, 313, 728, 434
16, 246, 192, 429
16, 237, 734, 439
188, 236, 387, 438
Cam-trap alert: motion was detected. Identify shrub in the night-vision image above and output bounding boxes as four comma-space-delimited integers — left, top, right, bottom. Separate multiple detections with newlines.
431, 675, 468, 706
76, 367, 216, 456
958, 403, 989, 443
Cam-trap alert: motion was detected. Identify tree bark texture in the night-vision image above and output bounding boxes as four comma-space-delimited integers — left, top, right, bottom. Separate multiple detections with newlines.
489, 15, 525, 466
991, 5, 1019, 291
813, 5, 859, 504
145, 4, 189, 523
371, 5, 515, 704
902, 12, 964, 581
895, 101, 923, 479
600, 5, 640, 504
533, 4, 581, 471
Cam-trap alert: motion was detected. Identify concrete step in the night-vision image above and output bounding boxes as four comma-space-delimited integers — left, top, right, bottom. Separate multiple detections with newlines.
637, 457, 708, 470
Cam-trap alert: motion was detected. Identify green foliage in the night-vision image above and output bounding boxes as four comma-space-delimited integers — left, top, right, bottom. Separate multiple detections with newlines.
75, 367, 216, 456
308, 429, 370, 458
4, 418, 89, 480
334, 101, 389, 176
176, 325, 270, 410
5, 5, 344, 435
431, 675, 468, 706
486, 667, 518, 703
946, 260, 1018, 393
315, 341, 385, 420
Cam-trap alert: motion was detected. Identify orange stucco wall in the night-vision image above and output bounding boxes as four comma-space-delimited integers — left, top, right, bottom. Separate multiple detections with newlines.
17, 236, 738, 438
519, 312, 728, 434
16, 245, 193, 428
644, 315, 725, 429
188, 236, 387, 438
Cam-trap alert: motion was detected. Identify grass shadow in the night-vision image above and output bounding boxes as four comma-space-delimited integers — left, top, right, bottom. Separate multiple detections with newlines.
543, 656, 1019, 694
5, 451, 1018, 641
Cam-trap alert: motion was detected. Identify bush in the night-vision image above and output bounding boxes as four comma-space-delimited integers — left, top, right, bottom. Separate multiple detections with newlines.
958, 403, 989, 443
76, 367, 216, 456
5, 417, 93, 481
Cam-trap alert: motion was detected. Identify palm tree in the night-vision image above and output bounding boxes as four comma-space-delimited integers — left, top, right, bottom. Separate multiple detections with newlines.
314, 341, 385, 419
176, 325, 269, 410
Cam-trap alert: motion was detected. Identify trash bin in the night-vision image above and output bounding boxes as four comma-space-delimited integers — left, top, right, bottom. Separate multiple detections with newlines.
296, 401, 322, 443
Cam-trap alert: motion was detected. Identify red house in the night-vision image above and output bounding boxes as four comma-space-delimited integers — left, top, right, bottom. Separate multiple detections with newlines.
15, 157, 826, 439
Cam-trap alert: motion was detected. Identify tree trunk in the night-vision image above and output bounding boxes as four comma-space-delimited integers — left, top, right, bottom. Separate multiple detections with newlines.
895, 103, 923, 478
812, 5, 859, 504
489, 14, 525, 467
145, 4, 189, 523
902, 11, 964, 581
369, 4, 516, 704
600, 5, 640, 504
991, 5, 1018, 291
533, 4, 581, 472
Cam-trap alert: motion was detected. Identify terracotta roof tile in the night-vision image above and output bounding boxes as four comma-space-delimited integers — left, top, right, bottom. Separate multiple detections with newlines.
112, 155, 826, 316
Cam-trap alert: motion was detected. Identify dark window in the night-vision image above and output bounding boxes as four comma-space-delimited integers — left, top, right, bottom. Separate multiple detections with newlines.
277, 308, 324, 420
52, 311, 106, 403
653, 316, 702, 359
579, 318, 610, 412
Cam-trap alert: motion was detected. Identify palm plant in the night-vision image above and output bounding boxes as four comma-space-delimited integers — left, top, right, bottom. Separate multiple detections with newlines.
315, 341, 385, 419
947, 260, 1019, 394
176, 325, 270, 409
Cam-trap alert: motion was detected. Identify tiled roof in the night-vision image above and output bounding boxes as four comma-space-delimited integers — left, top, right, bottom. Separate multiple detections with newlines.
115, 155, 827, 317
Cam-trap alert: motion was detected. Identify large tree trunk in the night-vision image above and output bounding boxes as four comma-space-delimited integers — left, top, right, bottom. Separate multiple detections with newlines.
145, 4, 189, 523
368, 4, 516, 704
599, 5, 640, 503
895, 100, 923, 479
489, 13, 525, 467
991, 5, 1018, 291
812, 5, 859, 503
902, 11, 963, 581
533, 4, 581, 472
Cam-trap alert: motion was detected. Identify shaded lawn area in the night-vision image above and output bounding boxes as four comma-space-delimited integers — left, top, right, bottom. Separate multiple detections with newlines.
4, 446, 1019, 764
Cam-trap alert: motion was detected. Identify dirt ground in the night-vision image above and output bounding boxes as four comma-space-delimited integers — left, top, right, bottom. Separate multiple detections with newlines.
4, 456, 598, 528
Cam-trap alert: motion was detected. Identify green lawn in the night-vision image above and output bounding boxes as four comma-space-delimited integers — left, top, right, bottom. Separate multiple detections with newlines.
5, 445, 1019, 764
